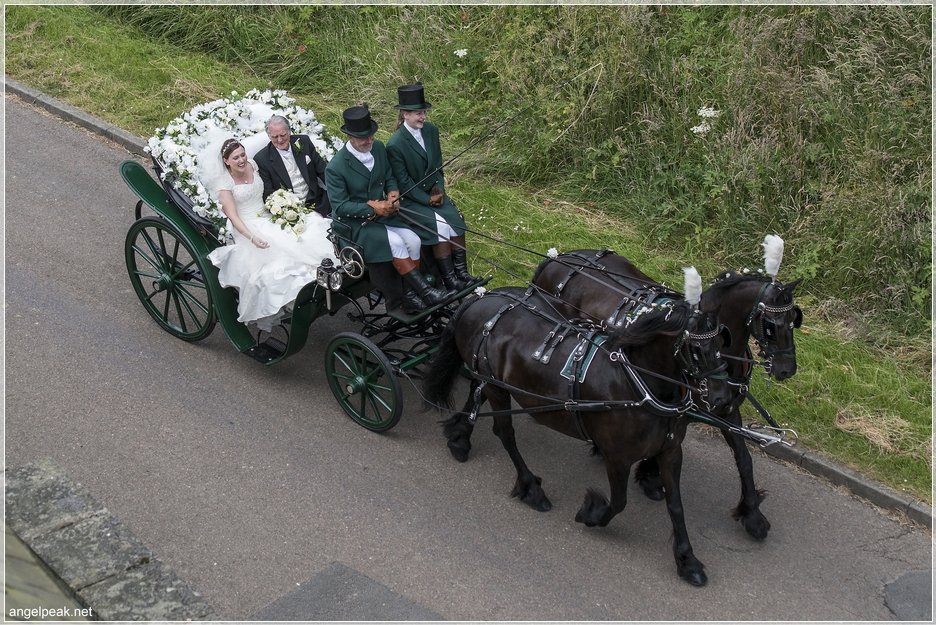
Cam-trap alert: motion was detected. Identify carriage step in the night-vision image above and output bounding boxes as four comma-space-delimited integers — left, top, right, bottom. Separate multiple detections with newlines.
243, 337, 287, 364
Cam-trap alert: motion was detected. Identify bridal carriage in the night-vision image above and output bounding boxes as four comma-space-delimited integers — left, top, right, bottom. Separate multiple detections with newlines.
121, 90, 486, 432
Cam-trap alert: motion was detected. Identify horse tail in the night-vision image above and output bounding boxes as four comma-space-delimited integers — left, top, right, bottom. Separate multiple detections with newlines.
422, 298, 474, 410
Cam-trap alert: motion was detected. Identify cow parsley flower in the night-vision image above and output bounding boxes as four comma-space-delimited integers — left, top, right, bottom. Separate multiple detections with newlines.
454, 49, 468, 58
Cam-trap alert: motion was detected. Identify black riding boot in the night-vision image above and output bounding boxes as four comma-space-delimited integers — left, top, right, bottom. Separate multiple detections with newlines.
451, 248, 481, 286
402, 268, 456, 308
402, 289, 427, 314
435, 255, 470, 292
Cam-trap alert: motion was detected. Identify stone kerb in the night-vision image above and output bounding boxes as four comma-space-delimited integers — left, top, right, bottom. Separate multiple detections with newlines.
5, 459, 223, 621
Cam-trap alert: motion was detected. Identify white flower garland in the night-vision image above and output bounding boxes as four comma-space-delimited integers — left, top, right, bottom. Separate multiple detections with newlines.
144, 89, 343, 238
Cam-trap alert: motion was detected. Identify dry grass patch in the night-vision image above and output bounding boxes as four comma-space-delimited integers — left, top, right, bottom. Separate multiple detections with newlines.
834, 405, 932, 467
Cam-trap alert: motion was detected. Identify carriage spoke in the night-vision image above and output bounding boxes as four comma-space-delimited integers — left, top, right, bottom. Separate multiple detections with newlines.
175, 283, 211, 316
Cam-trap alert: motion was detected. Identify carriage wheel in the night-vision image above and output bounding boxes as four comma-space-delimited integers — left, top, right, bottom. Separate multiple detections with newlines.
125, 217, 216, 342
325, 332, 403, 432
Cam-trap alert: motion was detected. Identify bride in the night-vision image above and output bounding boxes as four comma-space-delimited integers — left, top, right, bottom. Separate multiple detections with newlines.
207, 138, 336, 331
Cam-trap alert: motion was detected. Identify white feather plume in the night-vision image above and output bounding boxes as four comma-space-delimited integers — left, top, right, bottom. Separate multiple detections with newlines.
683, 266, 702, 308
762, 234, 784, 278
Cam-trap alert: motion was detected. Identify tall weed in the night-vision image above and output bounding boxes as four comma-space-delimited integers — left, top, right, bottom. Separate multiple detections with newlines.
78, 5, 936, 334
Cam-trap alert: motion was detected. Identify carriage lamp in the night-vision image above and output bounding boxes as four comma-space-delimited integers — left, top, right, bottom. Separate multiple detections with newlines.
316, 258, 342, 291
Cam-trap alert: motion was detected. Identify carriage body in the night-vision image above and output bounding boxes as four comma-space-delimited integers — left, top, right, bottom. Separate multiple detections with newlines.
121, 156, 486, 432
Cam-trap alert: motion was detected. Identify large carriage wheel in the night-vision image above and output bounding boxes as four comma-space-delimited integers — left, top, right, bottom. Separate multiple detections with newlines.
125, 217, 216, 341
325, 332, 403, 432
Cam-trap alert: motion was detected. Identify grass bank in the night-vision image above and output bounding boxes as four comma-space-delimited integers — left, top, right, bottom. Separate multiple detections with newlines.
5, 4, 931, 503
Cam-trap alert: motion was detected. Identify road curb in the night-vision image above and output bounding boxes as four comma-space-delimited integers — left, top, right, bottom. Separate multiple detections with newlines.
759, 440, 931, 528
4, 77, 148, 156
5, 459, 224, 621
4, 76, 932, 534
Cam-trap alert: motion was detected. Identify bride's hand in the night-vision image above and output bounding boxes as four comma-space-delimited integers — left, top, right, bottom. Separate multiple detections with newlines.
249, 234, 270, 249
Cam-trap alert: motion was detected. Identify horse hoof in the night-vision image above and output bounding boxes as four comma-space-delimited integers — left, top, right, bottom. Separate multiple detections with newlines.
447, 441, 470, 463
682, 570, 708, 587
641, 485, 665, 501
524, 493, 552, 512
742, 516, 771, 541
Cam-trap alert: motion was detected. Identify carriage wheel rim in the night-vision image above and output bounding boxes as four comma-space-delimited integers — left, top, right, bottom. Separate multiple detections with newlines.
125, 217, 215, 341
325, 333, 403, 432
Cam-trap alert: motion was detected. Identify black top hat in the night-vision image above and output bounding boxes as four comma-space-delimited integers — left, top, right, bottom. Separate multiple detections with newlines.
340, 106, 379, 137
393, 83, 433, 110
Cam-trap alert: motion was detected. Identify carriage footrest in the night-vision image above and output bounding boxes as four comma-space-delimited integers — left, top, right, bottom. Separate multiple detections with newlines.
243, 337, 287, 364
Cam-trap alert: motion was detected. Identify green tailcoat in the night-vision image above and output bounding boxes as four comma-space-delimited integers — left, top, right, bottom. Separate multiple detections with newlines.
386, 121, 466, 246
325, 140, 404, 263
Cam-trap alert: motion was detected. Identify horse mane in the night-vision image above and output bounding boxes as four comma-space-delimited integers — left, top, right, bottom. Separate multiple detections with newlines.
605, 300, 692, 349
531, 257, 550, 284
706, 270, 795, 305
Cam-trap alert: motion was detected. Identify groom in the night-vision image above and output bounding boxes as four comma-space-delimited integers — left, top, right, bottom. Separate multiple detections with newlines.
255, 115, 332, 217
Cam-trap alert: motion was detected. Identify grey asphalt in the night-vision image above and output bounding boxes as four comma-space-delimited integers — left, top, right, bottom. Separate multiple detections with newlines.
4, 79, 933, 621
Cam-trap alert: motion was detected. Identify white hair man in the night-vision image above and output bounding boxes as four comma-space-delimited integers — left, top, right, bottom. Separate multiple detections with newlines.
255, 115, 332, 217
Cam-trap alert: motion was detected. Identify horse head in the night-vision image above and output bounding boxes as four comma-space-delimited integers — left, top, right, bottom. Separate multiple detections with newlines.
751, 278, 802, 381
701, 272, 803, 383
681, 307, 732, 413
609, 300, 731, 412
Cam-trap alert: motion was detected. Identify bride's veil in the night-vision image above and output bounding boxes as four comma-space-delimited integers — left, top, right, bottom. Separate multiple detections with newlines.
197, 138, 230, 200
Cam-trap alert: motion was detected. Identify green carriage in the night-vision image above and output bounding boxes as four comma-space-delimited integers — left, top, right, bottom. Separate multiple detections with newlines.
121, 156, 485, 433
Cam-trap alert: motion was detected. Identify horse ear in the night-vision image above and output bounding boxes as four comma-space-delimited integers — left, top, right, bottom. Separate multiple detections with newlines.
783, 278, 803, 293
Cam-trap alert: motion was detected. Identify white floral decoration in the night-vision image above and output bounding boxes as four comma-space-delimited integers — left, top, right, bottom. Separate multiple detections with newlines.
145, 89, 343, 239
473, 285, 487, 297
547, 247, 559, 259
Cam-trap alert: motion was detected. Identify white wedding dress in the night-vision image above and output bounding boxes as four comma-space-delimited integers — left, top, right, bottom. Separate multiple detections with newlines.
207, 159, 336, 331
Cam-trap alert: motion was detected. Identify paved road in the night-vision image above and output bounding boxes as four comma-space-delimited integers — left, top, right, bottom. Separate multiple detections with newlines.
5, 96, 932, 621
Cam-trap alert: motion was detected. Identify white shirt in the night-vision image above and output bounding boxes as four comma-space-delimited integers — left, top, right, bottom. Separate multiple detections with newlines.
277, 147, 310, 200
404, 122, 426, 152
346, 141, 375, 171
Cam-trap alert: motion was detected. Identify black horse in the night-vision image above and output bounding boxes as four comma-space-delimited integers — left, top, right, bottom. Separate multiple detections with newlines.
423, 286, 732, 585
532, 249, 803, 540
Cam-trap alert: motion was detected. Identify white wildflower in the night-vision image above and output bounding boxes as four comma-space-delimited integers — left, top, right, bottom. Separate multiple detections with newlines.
454, 49, 468, 58
690, 121, 711, 135
697, 106, 720, 118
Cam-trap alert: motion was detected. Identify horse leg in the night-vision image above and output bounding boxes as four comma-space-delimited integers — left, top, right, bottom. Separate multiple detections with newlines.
656, 444, 707, 586
490, 410, 552, 512
720, 409, 770, 539
439, 379, 483, 462
575, 453, 631, 527
634, 457, 665, 501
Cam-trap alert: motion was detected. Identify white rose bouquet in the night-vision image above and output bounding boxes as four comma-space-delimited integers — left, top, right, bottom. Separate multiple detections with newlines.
262, 189, 311, 240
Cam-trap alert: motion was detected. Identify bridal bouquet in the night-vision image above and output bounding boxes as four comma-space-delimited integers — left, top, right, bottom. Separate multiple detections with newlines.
145, 89, 343, 240
262, 189, 311, 240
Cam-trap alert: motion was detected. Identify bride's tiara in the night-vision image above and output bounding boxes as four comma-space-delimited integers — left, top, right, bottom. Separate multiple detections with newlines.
221, 138, 242, 159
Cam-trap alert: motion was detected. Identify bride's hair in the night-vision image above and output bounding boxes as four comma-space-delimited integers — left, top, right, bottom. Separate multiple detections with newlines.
221, 138, 243, 163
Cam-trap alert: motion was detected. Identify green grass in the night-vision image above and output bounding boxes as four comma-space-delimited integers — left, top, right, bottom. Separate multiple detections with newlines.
5, 4, 931, 503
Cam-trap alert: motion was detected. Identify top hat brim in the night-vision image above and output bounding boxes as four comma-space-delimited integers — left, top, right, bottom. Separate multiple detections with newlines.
340, 119, 379, 137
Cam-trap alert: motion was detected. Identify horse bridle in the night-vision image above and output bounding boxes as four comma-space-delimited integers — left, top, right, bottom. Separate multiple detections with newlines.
673, 311, 729, 411
745, 281, 802, 379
